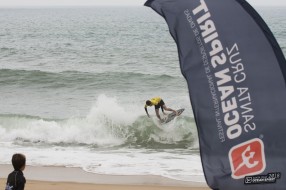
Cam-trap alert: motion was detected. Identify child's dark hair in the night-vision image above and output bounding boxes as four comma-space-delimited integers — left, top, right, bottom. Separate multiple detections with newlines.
12, 153, 26, 170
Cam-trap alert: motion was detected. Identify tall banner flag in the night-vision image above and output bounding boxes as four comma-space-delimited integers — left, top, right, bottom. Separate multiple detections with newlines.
145, 0, 286, 189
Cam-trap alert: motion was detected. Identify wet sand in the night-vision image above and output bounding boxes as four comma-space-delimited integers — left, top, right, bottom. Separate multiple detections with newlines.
0, 165, 210, 190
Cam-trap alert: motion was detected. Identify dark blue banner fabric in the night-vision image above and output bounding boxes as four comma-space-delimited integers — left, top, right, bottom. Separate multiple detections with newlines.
145, 0, 286, 189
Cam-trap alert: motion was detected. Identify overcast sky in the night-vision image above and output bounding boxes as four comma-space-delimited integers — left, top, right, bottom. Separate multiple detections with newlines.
0, 0, 285, 7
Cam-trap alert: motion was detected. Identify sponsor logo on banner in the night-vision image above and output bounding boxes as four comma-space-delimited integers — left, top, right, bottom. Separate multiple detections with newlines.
229, 138, 266, 179
146, 0, 286, 188
184, 0, 268, 181
244, 172, 281, 185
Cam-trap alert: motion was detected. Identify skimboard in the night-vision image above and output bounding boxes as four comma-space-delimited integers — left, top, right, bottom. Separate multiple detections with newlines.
162, 108, 184, 124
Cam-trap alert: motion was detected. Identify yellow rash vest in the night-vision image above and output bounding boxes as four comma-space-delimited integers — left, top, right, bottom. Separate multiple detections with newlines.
144, 97, 162, 108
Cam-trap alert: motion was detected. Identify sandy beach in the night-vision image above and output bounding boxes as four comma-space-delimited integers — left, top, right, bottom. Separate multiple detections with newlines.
0, 165, 210, 190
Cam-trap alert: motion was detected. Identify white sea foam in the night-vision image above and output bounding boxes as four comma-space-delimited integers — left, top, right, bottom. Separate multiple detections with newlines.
0, 95, 196, 147
0, 95, 202, 182
0, 143, 205, 182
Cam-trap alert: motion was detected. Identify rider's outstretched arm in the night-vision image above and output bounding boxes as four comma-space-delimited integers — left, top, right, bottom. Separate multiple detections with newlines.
145, 107, 150, 117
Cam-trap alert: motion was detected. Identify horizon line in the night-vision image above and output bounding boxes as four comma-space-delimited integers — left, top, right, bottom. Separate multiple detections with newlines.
0, 4, 285, 8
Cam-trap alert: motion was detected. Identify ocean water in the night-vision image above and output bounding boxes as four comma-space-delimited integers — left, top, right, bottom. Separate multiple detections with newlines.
0, 6, 285, 182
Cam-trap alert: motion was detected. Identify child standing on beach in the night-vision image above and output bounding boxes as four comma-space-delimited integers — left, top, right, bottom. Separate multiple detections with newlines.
5, 154, 26, 190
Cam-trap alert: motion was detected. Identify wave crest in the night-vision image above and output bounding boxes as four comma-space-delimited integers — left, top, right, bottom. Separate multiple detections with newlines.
0, 95, 198, 149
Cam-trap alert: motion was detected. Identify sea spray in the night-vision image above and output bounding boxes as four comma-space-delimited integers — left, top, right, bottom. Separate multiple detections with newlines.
0, 95, 196, 148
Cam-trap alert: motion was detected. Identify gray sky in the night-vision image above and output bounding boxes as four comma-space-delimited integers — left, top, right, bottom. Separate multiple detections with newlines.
0, 0, 285, 7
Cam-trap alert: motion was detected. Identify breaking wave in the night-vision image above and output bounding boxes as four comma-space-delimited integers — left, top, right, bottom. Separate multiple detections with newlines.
0, 95, 198, 149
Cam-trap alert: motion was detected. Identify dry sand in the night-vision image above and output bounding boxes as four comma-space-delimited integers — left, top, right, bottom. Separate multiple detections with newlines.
0, 165, 210, 190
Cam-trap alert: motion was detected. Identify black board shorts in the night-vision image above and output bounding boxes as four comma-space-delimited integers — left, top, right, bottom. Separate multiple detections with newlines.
155, 99, 165, 109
